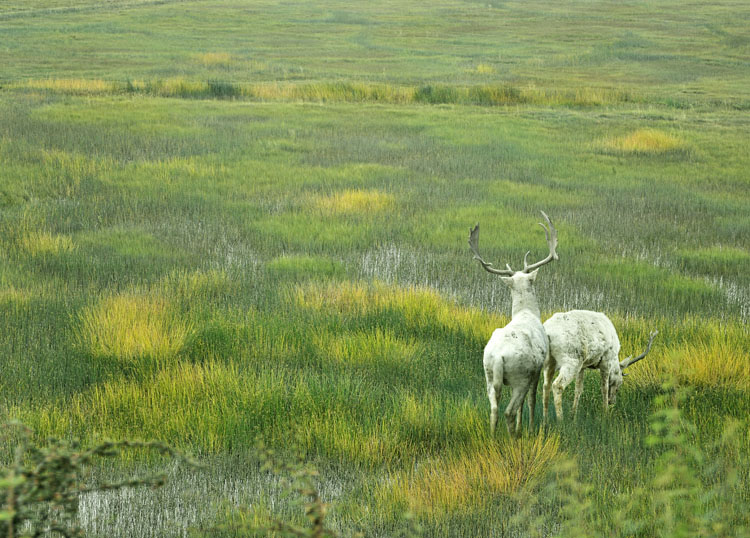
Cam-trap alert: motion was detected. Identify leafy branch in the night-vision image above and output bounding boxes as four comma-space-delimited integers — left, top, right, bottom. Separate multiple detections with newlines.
1, 420, 199, 538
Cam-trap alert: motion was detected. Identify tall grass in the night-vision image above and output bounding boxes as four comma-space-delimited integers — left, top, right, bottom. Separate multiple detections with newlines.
4, 0, 748, 109
192, 52, 235, 69
74, 292, 194, 374
599, 128, 689, 155
291, 280, 505, 345
377, 435, 561, 520
14, 278, 748, 464
314, 327, 421, 369
7, 78, 640, 108
18, 231, 74, 257
313, 189, 395, 215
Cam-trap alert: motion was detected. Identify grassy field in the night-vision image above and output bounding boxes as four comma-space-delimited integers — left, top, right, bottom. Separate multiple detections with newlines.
1, 0, 749, 536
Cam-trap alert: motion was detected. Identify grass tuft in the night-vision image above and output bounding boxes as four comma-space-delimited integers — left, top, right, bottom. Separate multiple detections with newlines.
19, 231, 74, 257
600, 129, 687, 154
475, 63, 497, 75
296, 413, 404, 469
161, 269, 232, 304
315, 327, 421, 367
613, 316, 750, 391
74, 292, 193, 373
193, 52, 235, 68
266, 255, 345, 281
292, 280, 505, 344
0, 286, 31, 306
313, 189, 394, 215
19, 360, 269, 452
377, 434, 561, 519
629, 340, 750, 391
17, 78, 114, 95
7, 77, 636, 107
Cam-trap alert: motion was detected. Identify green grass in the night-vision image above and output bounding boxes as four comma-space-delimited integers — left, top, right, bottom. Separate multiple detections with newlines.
1, 0, 749, 536
2, 0, 749, 108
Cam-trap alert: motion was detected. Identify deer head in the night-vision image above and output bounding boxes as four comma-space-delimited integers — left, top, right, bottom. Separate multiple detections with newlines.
469, 211, 558, 275
608, 330, 658, 405
469, 211, 558, 318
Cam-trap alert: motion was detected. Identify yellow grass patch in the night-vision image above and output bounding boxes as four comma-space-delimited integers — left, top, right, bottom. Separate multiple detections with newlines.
161, 268, 231, 302
313, 189, 394, 215
475, 63, 496, 74
396, 393, 487, 447
123, 77, 215, 97
314, 328, 421, 367
16, 78, 114, 94
155, 77, 208, 95
627, 339, 750, 391
292, 280, 505, 344
601, 129, 685, 154
298, 413, 403, 468
74, 292, 193, 370
8, 78, 633, 107
249, 82, 415, 104
19, 231, 74, 257
612, 316, 749, 392
193, 52, 234, 68
376, 435, 561, 519
0, 286, 31, 306
22, 360, 278, 452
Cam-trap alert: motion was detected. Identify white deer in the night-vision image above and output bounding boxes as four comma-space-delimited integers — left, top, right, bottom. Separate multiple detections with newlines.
469, 211, 558, 437
541, 310, 657, 422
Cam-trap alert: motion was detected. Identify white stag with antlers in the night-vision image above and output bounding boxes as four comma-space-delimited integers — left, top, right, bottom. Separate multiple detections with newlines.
469, 211, 558, 437
542, 310, 658, 422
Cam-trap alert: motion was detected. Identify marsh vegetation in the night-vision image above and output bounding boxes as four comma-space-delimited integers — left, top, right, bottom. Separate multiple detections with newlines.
1, 0, 749, 536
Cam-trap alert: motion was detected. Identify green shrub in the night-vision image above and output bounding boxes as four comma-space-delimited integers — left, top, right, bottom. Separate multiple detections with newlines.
413, 85, 459, 105
0, 421, 197, 538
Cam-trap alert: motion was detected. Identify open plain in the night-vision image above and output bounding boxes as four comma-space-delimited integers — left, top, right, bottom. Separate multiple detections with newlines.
1, 1, 749, 536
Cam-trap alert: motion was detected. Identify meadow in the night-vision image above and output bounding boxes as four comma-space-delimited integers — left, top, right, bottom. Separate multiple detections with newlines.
0, 0, 749, 536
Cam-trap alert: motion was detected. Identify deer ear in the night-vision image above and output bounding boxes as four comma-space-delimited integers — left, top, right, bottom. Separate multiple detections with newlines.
526, 269, 539, 282
500, 276, 513, 286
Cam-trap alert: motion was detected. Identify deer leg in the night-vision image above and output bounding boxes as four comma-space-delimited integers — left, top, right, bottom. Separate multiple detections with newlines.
515, 406, 522, 432
488, 383, 497, 435
527, 369, 541, 432
552, 363, 577, 421
485, 366, 501, 435
505, 384, 529, 438
542, 360, 555, 424
572, 369, 585, 418
600, 371, 609, 412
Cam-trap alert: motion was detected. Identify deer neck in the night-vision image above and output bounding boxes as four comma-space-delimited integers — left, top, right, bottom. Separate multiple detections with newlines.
510, 288, 541, 319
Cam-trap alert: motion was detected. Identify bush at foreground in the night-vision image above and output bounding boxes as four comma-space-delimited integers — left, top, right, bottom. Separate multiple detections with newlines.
0, 423, 197, 538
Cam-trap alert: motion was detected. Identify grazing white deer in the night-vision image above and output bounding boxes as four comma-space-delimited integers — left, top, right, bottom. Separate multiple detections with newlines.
469, 211, 558, 437
541, 310, 657, 422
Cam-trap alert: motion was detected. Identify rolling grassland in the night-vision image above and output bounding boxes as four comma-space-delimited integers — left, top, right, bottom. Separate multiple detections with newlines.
1, 0, 749, 536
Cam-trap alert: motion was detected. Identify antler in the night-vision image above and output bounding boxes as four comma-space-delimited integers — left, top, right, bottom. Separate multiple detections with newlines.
469, 211, 559, 276
468, 223, 515, 276
522, 211, 559, 273
620, 330, 658, 370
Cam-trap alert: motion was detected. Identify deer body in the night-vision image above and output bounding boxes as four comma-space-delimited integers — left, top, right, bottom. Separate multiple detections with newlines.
469, 212, 558, 438
542, 310, 657, 422
483, 276, 547, 437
